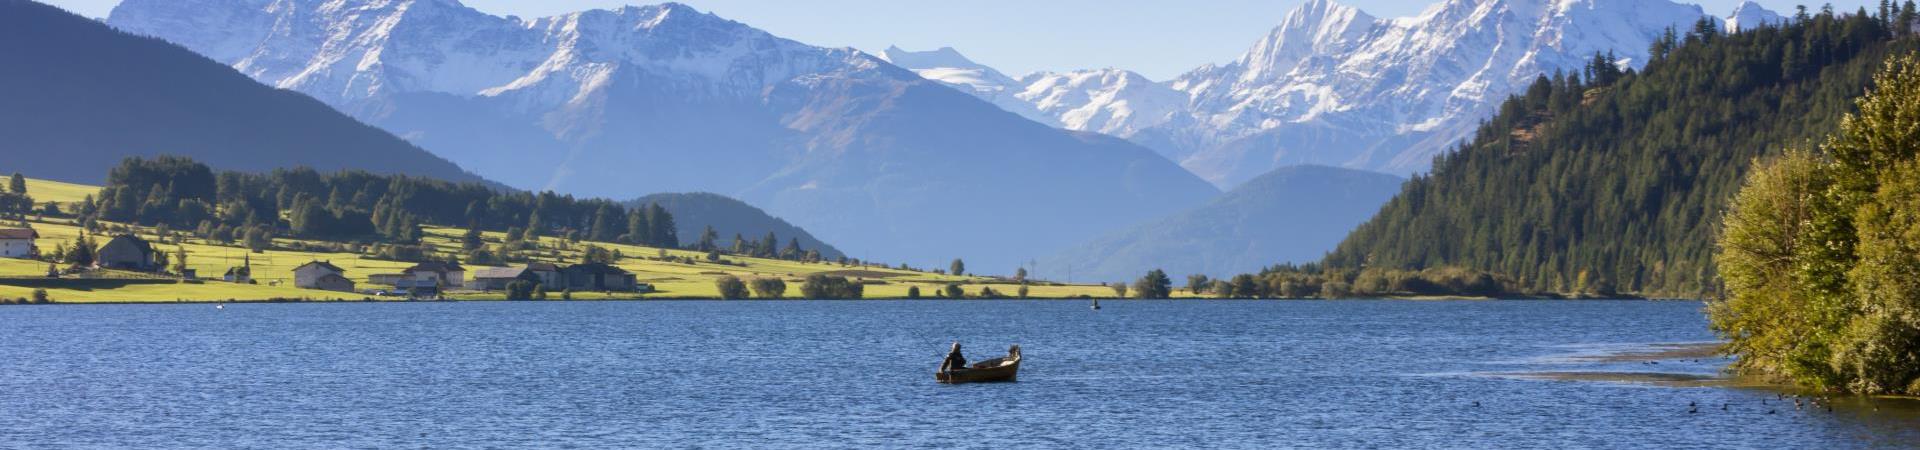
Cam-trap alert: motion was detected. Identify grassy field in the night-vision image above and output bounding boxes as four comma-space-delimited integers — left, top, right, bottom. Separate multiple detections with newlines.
0, 177, 1123, 303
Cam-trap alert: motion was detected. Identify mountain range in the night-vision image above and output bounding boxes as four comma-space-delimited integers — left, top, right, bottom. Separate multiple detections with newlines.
887, 0, 1731, 188
107, 0, 1221, 272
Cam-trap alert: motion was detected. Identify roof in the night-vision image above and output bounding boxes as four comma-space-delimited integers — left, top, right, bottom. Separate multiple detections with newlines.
526, 262, 561, 272
0, 228, 37, 239
98, 234, 154, 256
294, 260, 345, 274
472, 266, 529, 279
403, 261, 465, 274
563, 262, 631, 275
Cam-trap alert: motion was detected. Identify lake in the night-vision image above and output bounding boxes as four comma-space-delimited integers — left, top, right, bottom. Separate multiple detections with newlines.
2, 300, 1916, 448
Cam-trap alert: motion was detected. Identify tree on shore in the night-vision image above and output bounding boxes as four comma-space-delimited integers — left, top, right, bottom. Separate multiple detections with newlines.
715, 275, 749, 300
1712, 53, 1920, 394
1133, 269, 1172, 299
749, 277, 787, 299
950, 259, 965, 277
8, 173, 24, 194
1187, 274, 1211, 294
801, 274, 863, 299
1109, 282, 1127, 298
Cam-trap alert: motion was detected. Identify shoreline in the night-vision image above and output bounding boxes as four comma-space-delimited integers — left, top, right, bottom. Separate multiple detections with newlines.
0, 296, 1705, 305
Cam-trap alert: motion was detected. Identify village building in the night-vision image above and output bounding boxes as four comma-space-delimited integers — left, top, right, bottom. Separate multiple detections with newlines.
293, 260, 354, 292
95, 234, 158, 271
561, 263, 638, 292
0, 228, 37, 259
466, 266, 537, 291
526, 262, 563, 287
224, 255, 253, 283
368, 273, 405, 286
401, 261, 465, 288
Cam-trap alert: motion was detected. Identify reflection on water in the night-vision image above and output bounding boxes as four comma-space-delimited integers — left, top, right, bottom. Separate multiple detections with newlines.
0, 300, 1916, 448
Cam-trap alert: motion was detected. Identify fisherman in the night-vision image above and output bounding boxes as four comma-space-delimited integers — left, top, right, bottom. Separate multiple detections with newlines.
941, 342, 968, 373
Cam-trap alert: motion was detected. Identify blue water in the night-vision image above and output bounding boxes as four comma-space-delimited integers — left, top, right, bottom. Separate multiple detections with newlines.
2, 300, 1916, 448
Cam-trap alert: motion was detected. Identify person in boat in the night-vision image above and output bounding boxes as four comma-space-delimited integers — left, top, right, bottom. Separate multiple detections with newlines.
941, 342, 967, 373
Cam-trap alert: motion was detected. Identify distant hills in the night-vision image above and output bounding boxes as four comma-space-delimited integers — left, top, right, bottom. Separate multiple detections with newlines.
0, 0, 481, 185
1040, 165, 1402, 282
109, 0, 1220, 272
628, 192, 844, 259
1325, 12, 1911, 297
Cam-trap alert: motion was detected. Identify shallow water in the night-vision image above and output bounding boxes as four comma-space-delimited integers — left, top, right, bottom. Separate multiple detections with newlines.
2, 300, 1916, 448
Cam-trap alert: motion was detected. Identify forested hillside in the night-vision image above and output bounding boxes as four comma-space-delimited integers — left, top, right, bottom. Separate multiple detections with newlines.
1325, 11, 1916, 297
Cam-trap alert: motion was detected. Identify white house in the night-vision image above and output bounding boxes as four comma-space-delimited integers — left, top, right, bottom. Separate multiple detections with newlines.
293, 260, 352, 292
0, 228, 38, 259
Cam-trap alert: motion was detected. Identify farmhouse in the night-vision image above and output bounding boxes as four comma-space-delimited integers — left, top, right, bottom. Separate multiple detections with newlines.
466, 266, 536, 291
95, 234, 158, 271
293, 260, 354, 292
0, 228, 37, 258
561, 263, 638, 292
401, 261, 465, 288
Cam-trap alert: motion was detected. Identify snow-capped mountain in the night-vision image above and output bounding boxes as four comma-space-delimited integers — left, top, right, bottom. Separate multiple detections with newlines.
901, 0, 1713, 187
878, 46, 1053, 125
107, 0, 1220, 272
1725, 1, 1786, 31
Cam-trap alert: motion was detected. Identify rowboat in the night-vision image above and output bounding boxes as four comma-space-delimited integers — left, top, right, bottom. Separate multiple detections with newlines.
937, 345, 1021, 383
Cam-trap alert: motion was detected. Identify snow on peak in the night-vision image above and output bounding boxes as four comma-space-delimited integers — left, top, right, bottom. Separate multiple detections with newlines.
108, 0, 885, 110
1726, 1, 1784, 31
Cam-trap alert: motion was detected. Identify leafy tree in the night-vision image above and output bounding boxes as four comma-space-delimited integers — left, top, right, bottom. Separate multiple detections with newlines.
7, 172, 24, 194
1230, 274, 1261, 299
907, 286, 922, 299
1013, 268, 1027, 283
950, 259, 966, 277
1132, 269, 1173, 299
31, 288, 48, 303
749, 277, 787, 299
1187, 274, 1211, 294
942, 283, 965, 299
1713, 53, 1920, 394
1017, 285, 1030, 299
1109, 282, 1127, 298
582, 245, 615, 264
716, 275, 749, 300
506, 280, 537, 300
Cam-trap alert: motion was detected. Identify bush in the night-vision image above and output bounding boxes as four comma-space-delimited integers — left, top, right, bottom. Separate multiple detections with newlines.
907, 286, 921, 299
716, 275, 749, 300
801, 274, 863, 299
31, 288, 49, 303
748, 277, 787, 299
505, 280, 536, 300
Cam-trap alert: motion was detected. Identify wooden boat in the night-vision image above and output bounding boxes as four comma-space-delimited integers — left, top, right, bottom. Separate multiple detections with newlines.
937, 345, 1021, 383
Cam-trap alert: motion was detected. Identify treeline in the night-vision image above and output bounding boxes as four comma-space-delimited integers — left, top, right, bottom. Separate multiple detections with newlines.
1324, 10, 1916, 297
1146, 265, 1523, 299
1712, 53, 1920, 395
81, 156, 680, 248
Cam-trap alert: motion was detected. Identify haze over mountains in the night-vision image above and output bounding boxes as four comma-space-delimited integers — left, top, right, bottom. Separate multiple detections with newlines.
889, 0, 1728, 188
108, 0, 1220, 271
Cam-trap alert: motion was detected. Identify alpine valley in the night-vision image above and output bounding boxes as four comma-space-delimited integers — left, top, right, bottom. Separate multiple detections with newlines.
106, 0, 1221, 271
105, 0, 1780, 279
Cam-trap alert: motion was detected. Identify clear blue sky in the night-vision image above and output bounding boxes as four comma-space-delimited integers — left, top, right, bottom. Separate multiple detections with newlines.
41, 0, 1873, 80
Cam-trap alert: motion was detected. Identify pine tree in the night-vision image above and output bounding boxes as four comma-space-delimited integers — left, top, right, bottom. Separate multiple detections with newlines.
7, 173, 24, 194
